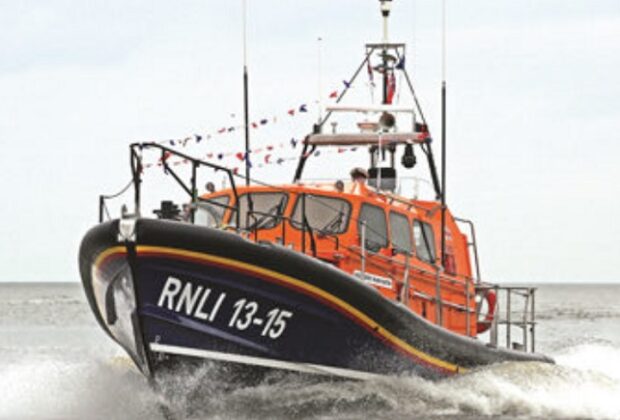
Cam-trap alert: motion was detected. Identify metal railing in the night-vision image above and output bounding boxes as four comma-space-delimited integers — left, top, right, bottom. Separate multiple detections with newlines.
478, 284, 537, 352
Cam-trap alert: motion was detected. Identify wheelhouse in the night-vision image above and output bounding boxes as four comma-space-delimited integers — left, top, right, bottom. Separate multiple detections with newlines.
194, 181, 475, 336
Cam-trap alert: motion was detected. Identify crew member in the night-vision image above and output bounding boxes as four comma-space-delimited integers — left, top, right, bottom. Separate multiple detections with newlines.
350, 167, 368, 183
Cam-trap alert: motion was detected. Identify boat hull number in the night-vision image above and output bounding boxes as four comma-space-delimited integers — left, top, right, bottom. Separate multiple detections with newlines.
156, 276, 293, 340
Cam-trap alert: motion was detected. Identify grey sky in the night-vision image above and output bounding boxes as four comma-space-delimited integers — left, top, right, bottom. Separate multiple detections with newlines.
1, 1, 618, 283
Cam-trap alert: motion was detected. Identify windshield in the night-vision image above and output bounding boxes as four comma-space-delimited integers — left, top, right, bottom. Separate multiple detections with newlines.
358, 203, 388, 252
234, 192, 289, 230
291, 194, 351, 234
413, 220, 436, 264
195, 195, 230, 228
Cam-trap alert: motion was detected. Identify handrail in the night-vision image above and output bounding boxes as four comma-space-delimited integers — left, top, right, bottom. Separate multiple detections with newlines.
477, 284, 537, 353
129, 142, 241, 228
454, 217, 481, 283
99, 178, 135, 223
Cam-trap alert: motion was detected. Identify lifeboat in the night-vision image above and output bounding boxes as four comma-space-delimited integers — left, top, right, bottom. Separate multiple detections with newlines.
78, 1, 552, 381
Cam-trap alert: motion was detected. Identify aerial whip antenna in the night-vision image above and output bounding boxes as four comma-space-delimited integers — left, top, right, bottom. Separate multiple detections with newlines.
317, 36, 324, 129
440, 0, 448, 270
243, 0, 251, 186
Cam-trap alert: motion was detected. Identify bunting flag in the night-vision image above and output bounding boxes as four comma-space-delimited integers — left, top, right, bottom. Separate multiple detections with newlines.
386, 71, 396, 104
396, 55, 406, 70
288, 108, 295, 116
298, 104, 307, 113
329, 90, 338, 98
367, 59, 375, 86
343, 80, 351, 89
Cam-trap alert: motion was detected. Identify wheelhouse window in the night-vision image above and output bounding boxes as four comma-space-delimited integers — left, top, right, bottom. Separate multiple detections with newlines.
413, 220, 436, 264
195, 195, 230, 228
291, 194, 351, 234
358, 204, 388, 252
390, 212, 412, 254
234, 192, 288, 230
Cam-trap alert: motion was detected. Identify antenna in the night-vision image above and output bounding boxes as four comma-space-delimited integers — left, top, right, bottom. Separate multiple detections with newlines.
317, 37, 323, 126
379, 0, 393, 104
243, 0, 250, 186
440, 0, 447, 269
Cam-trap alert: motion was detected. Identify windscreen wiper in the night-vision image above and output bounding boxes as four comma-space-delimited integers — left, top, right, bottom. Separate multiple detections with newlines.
247, 197, 285, 231
320, 211, 344, 234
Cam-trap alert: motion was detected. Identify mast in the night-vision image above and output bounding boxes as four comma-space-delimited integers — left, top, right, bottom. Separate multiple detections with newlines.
243, 0, 250, 186
380, 0, 392, 104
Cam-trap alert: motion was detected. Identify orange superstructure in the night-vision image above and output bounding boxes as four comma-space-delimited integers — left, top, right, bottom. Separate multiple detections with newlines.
197, 178, 478, 337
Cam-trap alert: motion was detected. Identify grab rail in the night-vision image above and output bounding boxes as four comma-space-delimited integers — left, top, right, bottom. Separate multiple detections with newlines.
477, 284, 537, 353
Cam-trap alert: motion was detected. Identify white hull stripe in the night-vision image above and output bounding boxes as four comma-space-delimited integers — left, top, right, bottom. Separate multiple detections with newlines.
149, 343, 385, 381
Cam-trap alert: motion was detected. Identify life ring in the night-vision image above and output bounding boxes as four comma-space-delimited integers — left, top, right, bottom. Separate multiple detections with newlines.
476, 289, 497, 334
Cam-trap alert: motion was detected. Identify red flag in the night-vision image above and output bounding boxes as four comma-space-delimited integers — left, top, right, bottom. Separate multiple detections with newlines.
251, 122, 258, 129
235, 152, 244, 161
288, 109, 295, 116
264, 154, 271, 164
218, 127, 226, 134
386, 72, 396, 104
329, 90, 338, 98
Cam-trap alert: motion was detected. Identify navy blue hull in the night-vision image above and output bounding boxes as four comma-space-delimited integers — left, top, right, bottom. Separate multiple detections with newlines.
79, 219, 552, 381
137, 254, 425, 378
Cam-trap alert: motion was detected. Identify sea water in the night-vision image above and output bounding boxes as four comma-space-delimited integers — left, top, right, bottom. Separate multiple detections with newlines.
1, 282, 619, 419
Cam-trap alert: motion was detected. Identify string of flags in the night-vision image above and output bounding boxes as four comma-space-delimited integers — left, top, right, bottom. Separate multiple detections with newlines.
159, 102, 311, 150
140, 55, 406, 172
143, 144, 361, 175
155, 83, 349, 150
152, 59, 406, 149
